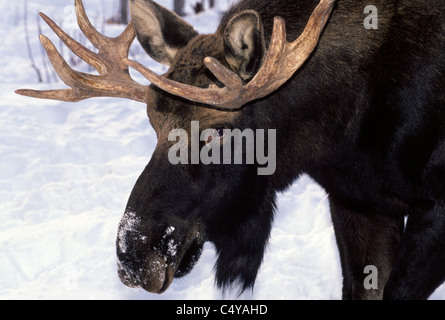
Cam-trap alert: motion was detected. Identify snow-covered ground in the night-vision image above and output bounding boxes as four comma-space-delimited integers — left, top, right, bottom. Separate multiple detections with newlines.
1, 0, 444, 300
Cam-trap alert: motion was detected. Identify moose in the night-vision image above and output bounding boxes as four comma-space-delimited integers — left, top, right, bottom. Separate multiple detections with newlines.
17, 0, 445, 300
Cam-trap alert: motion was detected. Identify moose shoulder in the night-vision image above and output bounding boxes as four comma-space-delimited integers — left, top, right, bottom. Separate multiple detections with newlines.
17, 0, 445, 300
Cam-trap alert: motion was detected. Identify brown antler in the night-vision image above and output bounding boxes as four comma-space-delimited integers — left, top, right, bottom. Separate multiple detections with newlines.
16, 0, 147, 103
126, 0, 336, 110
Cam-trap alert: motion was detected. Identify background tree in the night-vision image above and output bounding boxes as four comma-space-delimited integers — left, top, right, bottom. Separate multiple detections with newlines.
24, 0, 42, 82
192, 0, 216, 14
119, 0, 129, 24
174, 0, 185, 16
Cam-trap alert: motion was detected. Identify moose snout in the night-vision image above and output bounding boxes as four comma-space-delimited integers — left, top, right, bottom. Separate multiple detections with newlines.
116, 212, 175, 293
116, 211, 204, 294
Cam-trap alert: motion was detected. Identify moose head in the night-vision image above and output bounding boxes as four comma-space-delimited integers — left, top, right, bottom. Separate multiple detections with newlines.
17, 0, 335, 294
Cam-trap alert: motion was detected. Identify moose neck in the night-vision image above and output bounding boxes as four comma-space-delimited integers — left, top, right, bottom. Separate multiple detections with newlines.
253, 65, 359, 193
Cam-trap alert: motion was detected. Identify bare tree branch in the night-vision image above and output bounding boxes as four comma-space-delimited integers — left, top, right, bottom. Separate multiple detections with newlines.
24, 0, 43, 83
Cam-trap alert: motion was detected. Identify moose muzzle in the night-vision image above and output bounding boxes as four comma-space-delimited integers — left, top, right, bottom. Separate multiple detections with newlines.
116, 210, 204, 294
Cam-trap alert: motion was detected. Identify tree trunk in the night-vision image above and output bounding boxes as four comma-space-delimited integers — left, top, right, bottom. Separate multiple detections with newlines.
174, 0, 185, 17
120, 0, 129, 24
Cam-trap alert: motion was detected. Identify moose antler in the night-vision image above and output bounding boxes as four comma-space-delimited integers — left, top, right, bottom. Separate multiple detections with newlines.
126, 0, 336, 110
16, 0, 335, 110
16, 0, 147, 103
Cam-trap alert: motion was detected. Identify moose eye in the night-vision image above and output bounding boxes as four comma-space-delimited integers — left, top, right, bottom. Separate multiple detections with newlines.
205, 126, 226, 144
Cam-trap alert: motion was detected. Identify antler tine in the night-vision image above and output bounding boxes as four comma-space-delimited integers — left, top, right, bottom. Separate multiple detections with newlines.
15, 88, 84, 103
38, 34, 82, 89
116, 23, 137, 51
288, 0, 335, 53
112, 24, 137, 73
249, 17, 287, 89
242, 0, 336, 101
203, 57, 243, 91
75, 0, 136, 61
125, 59, 242, 107
75, 0, 135, 73
75, 0, 107, 49
39, 12, 106, 75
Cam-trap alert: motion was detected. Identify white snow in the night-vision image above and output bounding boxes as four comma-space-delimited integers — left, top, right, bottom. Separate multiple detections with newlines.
162, 227, 180, 258
1, 0, 444, 300
118, 211, 144, 254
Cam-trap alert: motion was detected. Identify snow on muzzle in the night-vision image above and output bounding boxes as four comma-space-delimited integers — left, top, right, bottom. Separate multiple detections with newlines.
116, 211, 204, 294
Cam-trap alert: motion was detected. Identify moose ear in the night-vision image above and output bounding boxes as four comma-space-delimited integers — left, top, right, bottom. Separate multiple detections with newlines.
130, 0, 198, 66
223, 10, 266, 81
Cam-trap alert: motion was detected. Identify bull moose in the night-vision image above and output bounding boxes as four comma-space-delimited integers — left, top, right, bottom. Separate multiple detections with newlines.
17, 0, 445, 300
